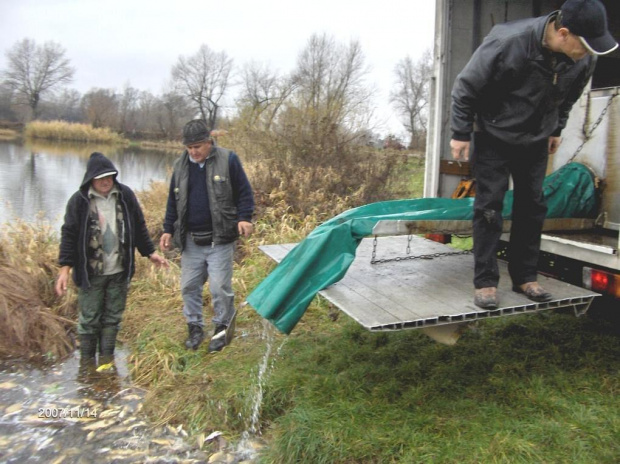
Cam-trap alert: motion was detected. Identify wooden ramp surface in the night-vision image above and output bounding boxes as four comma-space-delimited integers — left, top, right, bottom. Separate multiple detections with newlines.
259, 236, 599, 332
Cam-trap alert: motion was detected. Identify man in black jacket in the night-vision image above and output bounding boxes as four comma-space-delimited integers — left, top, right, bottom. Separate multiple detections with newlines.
56, 152, 167, 363
160, 120, 254, 352
450, 0, 617, 309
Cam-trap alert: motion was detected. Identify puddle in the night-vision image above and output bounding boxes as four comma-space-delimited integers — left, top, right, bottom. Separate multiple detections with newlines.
0, 348, 209, 463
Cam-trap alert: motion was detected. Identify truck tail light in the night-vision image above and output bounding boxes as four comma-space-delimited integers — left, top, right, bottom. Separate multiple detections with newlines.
583, 267, 620, 298
425, 233, 451, 244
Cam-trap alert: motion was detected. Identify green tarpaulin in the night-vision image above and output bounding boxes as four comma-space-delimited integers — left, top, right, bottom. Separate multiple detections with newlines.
247, 163, 598, 334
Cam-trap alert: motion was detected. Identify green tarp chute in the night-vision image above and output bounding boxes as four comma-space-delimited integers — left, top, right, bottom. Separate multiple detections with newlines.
247, 162, 598, 334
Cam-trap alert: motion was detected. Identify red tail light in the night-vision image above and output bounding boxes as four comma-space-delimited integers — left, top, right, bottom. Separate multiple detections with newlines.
583, 267, 620, 298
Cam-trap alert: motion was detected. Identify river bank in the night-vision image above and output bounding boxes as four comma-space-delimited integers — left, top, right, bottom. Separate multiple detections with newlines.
1, 151, 619, 462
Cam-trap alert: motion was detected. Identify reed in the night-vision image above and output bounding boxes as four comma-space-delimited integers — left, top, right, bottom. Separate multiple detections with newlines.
0, 218, 77, 361
0, 128, 19, 141
24, 120, 128, 144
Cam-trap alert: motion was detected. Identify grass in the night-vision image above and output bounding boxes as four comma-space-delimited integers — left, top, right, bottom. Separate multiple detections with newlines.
24, 120, 128, 144
2, 155, 619, 462
258, 313, 619, 463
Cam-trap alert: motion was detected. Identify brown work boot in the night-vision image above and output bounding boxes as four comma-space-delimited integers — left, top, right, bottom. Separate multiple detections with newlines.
474, 287, 498, 309
512, 282, 553, 302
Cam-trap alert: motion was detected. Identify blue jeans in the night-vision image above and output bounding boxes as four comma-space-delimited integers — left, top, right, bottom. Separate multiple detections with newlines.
181, 238, 235, 327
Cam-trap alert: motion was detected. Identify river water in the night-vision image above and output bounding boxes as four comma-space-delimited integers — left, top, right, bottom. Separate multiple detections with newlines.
0, 140, 177, 230
0, 349, 213, 463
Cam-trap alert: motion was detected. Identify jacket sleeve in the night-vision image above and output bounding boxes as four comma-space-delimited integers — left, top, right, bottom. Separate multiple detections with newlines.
229, 152, 255, 223
162, 175, 177, 234
553, 57, 597, 136
58, 193, 80, 268
451, 34, 506, 141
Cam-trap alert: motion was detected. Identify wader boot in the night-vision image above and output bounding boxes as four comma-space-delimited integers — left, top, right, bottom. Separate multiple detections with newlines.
98, 327, 118, 369
78, 334, 98, 381
99, 327, 119, 357
79, 334, 98, 360
185, 323, 205, 350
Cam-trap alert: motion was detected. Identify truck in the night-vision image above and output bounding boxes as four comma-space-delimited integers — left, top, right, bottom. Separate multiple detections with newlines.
423, 0, 619, 314
255, 0, 618, 342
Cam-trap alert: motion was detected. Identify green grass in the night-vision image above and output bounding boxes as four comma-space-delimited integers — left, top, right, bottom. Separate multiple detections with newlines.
256, 311, 619, 463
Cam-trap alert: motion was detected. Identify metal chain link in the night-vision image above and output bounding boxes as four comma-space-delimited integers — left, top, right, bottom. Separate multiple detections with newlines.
565, 91, 617, 166
371, 235, 472, 265
546, 90, 617, 194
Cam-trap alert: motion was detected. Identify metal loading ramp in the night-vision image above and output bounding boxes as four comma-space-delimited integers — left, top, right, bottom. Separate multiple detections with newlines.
259, 235, 599, 334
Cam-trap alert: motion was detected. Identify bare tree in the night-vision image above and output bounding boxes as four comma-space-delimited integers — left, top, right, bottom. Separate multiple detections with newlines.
236, 61, 297, 131
156, 91, 193, 138
81, 88, 118, 128
294, 33, 374, 135
2, 38, 75, 120
46, 88, 82, 121
171, 44, 233, 128
118, 84, 140, 134
390, 50, 432, 149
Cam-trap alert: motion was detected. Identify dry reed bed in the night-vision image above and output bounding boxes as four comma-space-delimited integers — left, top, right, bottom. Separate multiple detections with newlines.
0, 128, 19, 141
0, 220, 77, 361
24, 120, 128, 144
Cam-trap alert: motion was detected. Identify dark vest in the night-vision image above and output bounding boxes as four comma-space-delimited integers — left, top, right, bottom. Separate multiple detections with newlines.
171, 147, 239, 250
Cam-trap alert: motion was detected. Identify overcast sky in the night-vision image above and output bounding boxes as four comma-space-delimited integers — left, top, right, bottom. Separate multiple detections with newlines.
0, 0, 435, 137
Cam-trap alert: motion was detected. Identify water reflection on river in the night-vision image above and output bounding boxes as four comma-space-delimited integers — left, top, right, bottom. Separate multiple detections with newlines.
0, 140, 177, 229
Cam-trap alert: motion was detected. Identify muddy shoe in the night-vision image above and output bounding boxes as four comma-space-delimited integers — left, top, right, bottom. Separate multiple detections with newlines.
208, 325, 228, 353
474, 287, 498, 309
512, 282, 553, 302
185, 323, 205, 350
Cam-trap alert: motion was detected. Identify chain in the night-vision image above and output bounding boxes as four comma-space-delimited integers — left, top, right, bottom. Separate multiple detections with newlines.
371, 235, 472, 265
565, 91, 617, 166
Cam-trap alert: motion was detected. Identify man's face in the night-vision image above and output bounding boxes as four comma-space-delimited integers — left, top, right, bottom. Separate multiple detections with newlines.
562, 32, 589, 61
186, 140, 211, 164
92, 175, 114, 197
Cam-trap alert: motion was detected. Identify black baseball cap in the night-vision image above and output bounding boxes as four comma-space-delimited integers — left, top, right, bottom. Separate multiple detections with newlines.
561, 0, 618, 55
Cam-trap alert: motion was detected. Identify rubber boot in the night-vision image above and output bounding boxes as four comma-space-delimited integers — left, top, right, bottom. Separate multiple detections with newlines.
79, 334, 98, 360
185, 323, 204, 350
77, 334, 98, 384
99, 327, 118, 357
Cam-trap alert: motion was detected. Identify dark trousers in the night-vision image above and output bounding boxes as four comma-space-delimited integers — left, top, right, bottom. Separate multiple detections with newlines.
471, 132, 548, 289
77, 272, 128, 335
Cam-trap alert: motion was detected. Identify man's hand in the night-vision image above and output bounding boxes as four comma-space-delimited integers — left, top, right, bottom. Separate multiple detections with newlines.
159, 232, 172, 251
238, 221, 254, 238
548, 136, 562, 154
149, 252, 169, 268
450, 139, 470, 161
55, 266, 71, 297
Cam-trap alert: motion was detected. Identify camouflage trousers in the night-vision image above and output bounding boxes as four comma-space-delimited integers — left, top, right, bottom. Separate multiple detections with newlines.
77, 272, 128, 335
